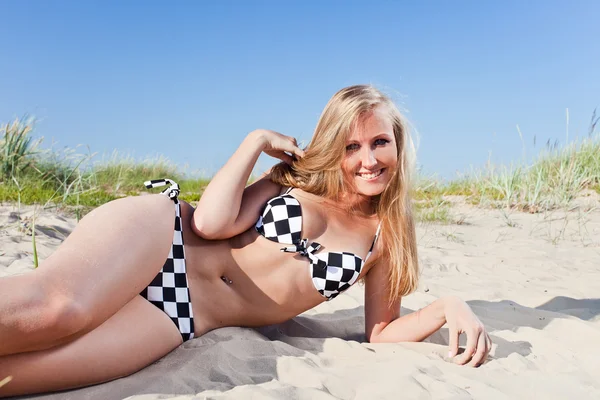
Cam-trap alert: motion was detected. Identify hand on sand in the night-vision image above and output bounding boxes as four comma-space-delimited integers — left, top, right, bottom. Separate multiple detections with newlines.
444, 296, 492, 367
251, 129, 305, 165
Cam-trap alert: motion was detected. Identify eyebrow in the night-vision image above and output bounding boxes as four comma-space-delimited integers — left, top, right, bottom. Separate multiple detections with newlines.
346, 133, 393, 143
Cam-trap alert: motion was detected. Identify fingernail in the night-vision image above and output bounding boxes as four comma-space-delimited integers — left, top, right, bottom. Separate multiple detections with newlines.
448, 351, 453, 358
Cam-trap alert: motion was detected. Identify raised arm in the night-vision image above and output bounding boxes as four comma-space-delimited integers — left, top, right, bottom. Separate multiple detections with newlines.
364, 258, 492, 367
192, 129, 304, 240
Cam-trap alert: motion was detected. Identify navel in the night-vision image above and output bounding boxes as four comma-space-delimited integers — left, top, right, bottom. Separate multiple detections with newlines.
220, 275, 233, 285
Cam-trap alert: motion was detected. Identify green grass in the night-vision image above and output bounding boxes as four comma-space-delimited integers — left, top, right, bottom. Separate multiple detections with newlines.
414, 202, 452, 224
2, 116, 599, 224
1, 117, 41, 180
413, 132, 600, 218
0, 118, 212, 216
31, 212, 39, 268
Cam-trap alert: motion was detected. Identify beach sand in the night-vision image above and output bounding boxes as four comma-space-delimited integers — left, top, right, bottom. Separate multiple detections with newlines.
1, 195, 600, 399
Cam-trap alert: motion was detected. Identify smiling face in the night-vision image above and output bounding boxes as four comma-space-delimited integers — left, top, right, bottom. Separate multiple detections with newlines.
342, 106, 398, 198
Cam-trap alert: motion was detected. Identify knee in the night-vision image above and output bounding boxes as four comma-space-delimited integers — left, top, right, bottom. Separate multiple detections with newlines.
21, 289, 91, 339
44, 295, 92, 337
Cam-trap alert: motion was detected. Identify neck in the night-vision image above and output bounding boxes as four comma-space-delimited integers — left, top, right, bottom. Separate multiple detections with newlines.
297, 187, 378, 217
337, 192, 378, 216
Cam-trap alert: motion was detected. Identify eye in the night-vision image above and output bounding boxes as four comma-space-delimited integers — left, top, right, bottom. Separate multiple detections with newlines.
374, 138, 390, 146
345, 143, 360, 152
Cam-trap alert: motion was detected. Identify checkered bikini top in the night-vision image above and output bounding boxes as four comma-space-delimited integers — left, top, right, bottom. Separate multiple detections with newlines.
255, 187, 381, 301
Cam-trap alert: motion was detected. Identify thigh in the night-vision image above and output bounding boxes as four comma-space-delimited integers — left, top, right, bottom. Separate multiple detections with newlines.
38, 194, 177, 326
0, 296, 183, 397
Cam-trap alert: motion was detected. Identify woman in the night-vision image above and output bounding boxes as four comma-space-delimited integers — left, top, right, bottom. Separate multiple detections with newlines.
0, 85, 491, 397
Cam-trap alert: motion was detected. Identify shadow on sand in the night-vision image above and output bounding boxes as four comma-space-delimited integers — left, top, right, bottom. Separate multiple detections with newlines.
20, 296, 599, 400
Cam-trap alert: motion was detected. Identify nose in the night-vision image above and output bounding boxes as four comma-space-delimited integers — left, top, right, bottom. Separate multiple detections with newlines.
361, 147, 377, 168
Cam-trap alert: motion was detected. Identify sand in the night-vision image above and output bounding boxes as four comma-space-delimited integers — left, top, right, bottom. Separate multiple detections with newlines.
1, 195, 599, 400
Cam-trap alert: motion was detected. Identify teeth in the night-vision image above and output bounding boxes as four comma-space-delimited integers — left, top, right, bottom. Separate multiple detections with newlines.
357, 169, 383, 179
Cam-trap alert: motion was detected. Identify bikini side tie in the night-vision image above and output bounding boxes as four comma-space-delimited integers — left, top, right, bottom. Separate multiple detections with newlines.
144, 178, 180, 200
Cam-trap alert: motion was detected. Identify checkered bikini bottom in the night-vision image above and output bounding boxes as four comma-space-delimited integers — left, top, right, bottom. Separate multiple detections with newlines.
139, 179, 195, 342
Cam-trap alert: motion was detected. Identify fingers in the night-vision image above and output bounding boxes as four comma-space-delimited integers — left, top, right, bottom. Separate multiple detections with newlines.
273, 137, 304, 161
484, 333, 492, 361
286, 138, 305, 159
276, 151, 295, 165
447, 327, 459, 359
260, 130, 305, 160
467, 330, 487, 367
265, 144, 303, 164
454, 326, 479, 365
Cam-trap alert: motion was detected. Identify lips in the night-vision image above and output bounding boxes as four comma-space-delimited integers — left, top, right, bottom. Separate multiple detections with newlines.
356, 168, 384, 180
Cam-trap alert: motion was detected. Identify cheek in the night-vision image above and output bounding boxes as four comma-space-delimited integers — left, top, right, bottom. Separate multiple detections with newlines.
341, 155, 359, 176
389, 154, 399, 169
378, 148, 398, 168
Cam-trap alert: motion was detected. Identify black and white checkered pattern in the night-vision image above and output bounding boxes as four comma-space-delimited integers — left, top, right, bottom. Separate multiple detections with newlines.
282, 239, 362, 300
145, 178, 180, 199
140, 178, 194, 342
256, 189, 302, 245
281, 238, 322, 257
312, 252, 363, 300
258, 187, 382, 301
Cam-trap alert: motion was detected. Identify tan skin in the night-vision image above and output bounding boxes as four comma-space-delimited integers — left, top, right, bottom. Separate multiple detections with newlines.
0, 116, 490, 397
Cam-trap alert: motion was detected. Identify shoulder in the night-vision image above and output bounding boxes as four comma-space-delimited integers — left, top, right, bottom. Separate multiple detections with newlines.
244, 173, 284, 205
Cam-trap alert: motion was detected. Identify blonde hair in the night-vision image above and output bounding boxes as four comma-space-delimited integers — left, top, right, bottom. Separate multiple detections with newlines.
269, 85, 419, 304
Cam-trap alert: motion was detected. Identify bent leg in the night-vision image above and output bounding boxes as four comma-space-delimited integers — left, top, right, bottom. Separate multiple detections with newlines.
0, 295, 183, 398
0, 194, 177, 355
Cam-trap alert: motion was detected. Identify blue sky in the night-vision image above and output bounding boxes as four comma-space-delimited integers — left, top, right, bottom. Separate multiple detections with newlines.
1, 0, 598, 179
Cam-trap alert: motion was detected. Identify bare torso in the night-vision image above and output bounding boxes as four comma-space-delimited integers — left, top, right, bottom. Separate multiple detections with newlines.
177, 190, 380, 336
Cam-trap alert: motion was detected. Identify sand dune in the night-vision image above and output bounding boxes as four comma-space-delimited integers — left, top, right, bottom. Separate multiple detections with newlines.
1, 199, 599, 399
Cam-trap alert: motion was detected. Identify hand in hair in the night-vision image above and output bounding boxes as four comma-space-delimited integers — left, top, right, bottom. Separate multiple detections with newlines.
251, 129, 305, 165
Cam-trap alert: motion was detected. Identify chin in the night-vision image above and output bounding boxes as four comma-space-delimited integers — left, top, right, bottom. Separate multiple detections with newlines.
354, 184, 386, 197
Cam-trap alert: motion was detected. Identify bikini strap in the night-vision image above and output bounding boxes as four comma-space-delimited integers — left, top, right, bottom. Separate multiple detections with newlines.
364, 223, 382, 262
144, 178, 180, 202
284, 186, 294, 194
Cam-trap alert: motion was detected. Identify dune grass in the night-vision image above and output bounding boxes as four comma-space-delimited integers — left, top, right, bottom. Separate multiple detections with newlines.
424, 137, 598, 211
1, 116, 599, 225
0, 118, 210, 214
413, 112, 599, 222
